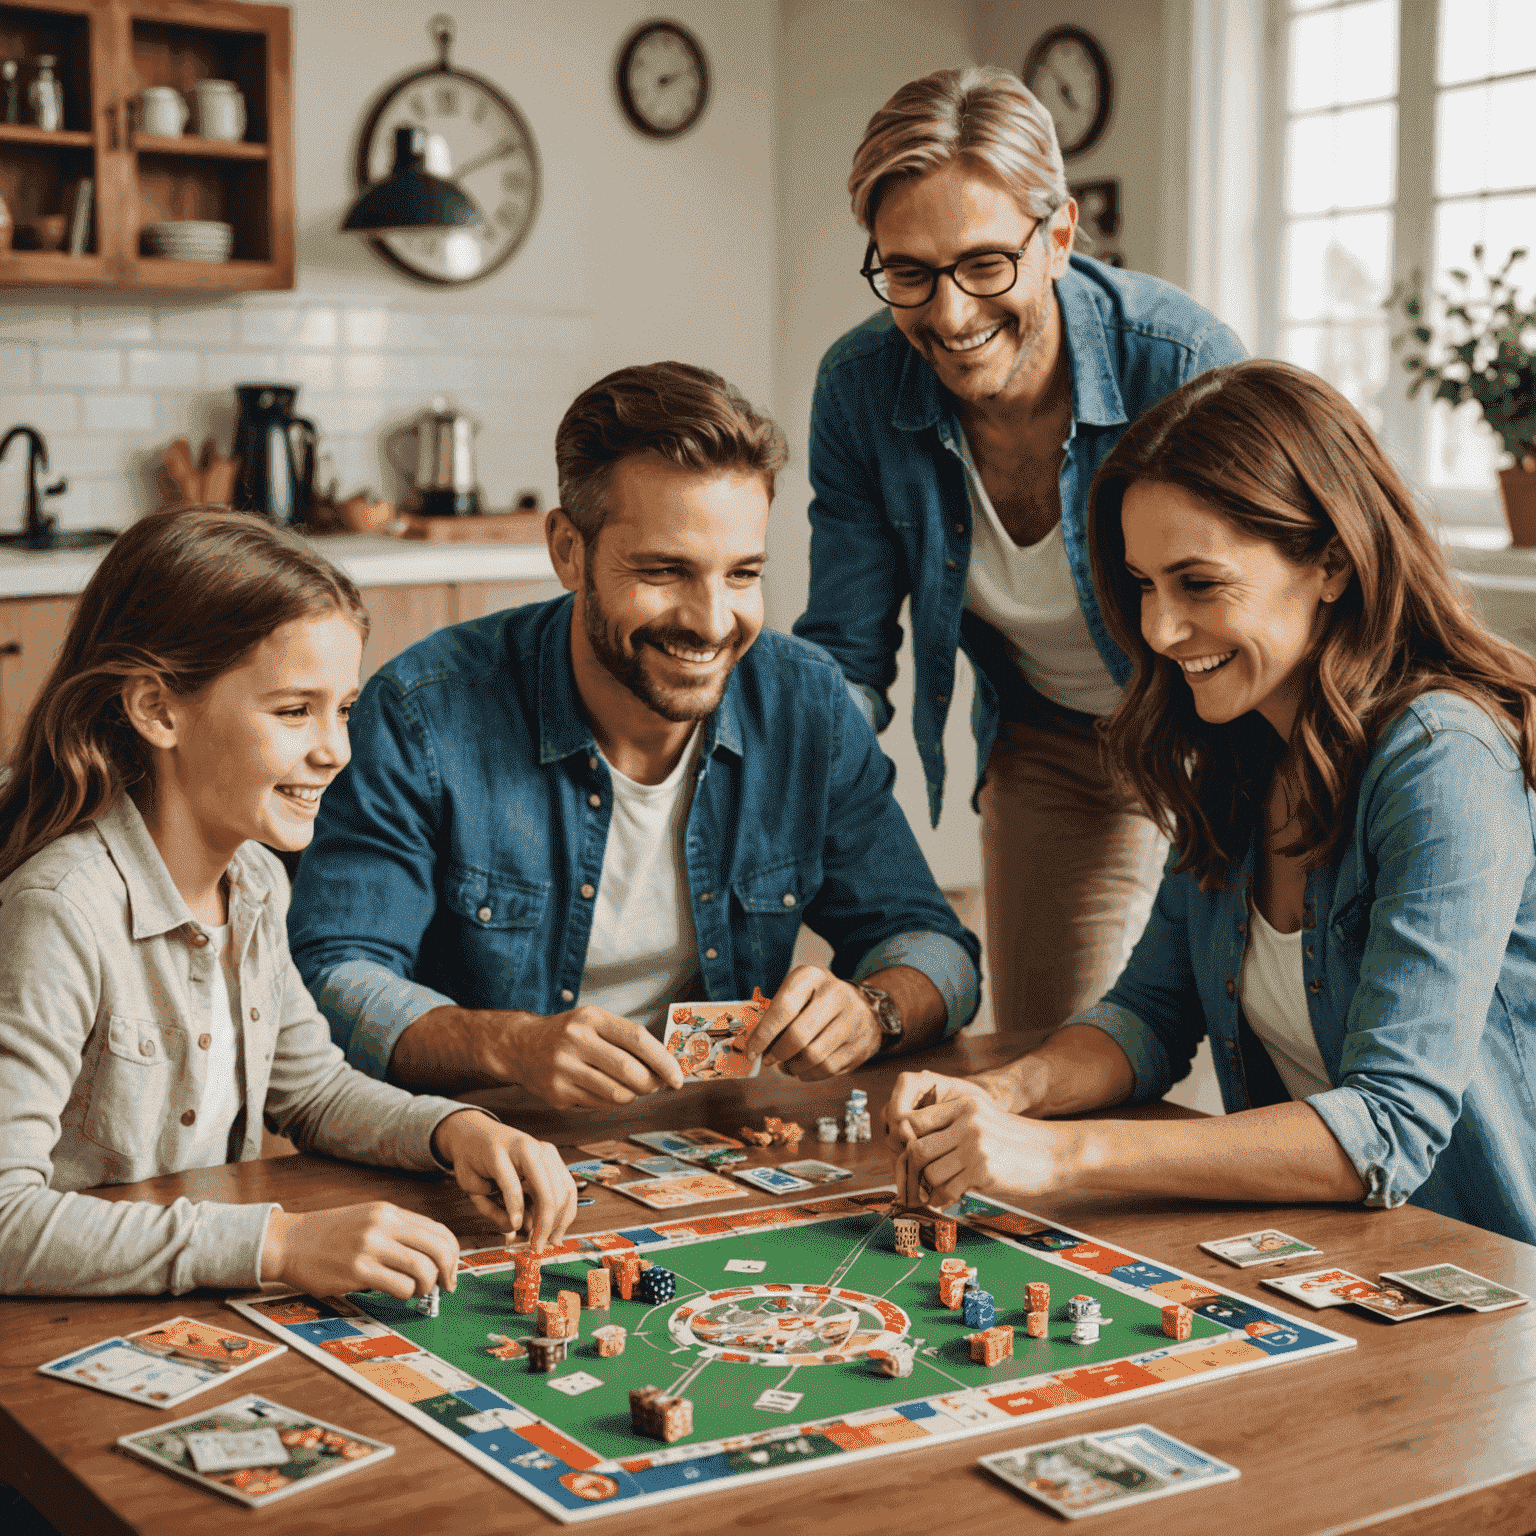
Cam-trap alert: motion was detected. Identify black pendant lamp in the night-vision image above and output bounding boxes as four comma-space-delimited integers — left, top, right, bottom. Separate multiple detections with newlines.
340, 126, 484, 234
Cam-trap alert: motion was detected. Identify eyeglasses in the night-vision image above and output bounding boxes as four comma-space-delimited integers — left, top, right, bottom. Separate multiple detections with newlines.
860, 217, 1045, 308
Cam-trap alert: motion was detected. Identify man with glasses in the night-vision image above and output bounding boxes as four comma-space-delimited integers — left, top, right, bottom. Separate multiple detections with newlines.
794, 66, 1245, 1044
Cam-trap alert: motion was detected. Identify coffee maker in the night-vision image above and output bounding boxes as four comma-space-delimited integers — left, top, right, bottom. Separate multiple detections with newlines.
388, 398, 482, 517
231, 384, 318, 526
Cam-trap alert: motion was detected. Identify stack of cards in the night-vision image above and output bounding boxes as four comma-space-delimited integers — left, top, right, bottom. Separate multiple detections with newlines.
628, 1128, 746, 1161
1199, 1229, 1321, 1267
980, 1424, 1239, 1518
1261, 1262, 1527, 1321
663, 994, 769, 1081
610, 1170, 746, 1210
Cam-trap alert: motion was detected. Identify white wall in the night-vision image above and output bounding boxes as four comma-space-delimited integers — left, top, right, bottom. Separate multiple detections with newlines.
1, 0, 776, 532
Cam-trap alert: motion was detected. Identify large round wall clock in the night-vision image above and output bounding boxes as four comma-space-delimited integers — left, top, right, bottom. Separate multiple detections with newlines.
353, 17, 541, 286
1022, 25, 1114, 161
616, 18, 710, 139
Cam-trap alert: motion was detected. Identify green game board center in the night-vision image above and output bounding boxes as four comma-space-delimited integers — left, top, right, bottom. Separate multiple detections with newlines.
349, 1215, 1228, 1464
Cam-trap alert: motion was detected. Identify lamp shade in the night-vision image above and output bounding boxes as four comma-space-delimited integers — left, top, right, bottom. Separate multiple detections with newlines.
341, 126, 484, 233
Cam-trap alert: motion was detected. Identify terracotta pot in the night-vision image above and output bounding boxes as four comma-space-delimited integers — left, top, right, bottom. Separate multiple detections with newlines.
1499, 464, 1536, 548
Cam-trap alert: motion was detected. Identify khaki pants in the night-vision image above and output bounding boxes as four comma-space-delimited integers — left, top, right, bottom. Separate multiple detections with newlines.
978, 709, 1167, 1045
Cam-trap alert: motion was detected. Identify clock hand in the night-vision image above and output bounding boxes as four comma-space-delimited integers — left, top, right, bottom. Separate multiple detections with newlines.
1051, 69, 1080, 111
452, 137, 518, 180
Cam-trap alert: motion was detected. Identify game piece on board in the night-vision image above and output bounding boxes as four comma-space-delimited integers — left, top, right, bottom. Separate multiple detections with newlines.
1025, 1310, 1048, 1338
1162, 1303, 1194, 1341
875, 1340, 914, 1378
893, 1216, 921, 1257
593, 1325, 627, 1358
635, 1266, 676, 1305
629, 1385, 693, 1442
738, 1125, 775, 1147
940, 1272, 966, 1309
558, 1290, 582, 1337
968, 1325, 1013, 1366
526, 1337, 568, 1372
1026, 1281, 1051, 1315
586, 1267, 611, 1310
415, 1284, 439, 1318
1070, 1316, 1109, 1346
536, 1300, 570, 1339
928, 1215, 957, 1252
486, 1333, 527, 1360
512, 1281, 539, 1315
963, 1287, 996, 1329
817, 1116, 839, 1143
602, 1251, 641, 1300
1066, 1294, 1098, 1322
964, 1265, 978, 1285
939, 1256, 968, 1277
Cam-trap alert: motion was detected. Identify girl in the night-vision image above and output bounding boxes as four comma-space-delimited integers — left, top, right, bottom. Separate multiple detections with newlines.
885, 360, 1536, 1246
0, 507, 575, 1295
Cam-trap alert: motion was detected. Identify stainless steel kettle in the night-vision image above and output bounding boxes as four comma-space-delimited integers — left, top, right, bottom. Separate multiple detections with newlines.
388, 397, 482, 517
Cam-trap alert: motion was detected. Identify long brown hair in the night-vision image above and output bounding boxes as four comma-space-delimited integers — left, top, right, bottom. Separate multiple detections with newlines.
0, 507, 368, 881
1088, 359, 1536, 890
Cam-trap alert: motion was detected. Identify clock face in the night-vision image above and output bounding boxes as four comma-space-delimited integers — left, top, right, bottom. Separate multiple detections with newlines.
1022, 26, 1113, 160
617, 20, 710, 139
357, 67, 541, 285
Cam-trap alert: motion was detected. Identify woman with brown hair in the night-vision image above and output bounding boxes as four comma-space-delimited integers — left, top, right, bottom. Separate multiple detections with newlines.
884, 360, 1536, 1245
0, 507, 574, 1295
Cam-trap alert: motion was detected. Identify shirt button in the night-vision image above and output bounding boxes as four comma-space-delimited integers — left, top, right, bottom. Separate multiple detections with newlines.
936, 694, 949, 704
478, 906, 493, 922
588, 756, 598, 771
1225, 980, 1235, 997
700, 892, 714, 902
198, 1033, 212, 1049
181, 1109, 196, 1126
782, 893, 797, 909
1236, 923, 1247, 935
191, 932, 209, 948
705, 948, 718, 960
249, 1007, 260, 1022
560, 988, 575, 1002
1305, 946, 1314, 959
946, 559, 958, 571
954, 523, 966, 535
139, 1039, 155, 1057
581, 883, 595, 899
1309, 979, 1324, 993
588, 793, 602, 808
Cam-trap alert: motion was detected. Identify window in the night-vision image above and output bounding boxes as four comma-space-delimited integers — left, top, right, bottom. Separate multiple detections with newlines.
1261, 0, 1536, 521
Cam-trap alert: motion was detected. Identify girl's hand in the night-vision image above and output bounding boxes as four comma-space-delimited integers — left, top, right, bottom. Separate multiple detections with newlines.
433, 1111, 577, 1251
261, 1203, 461, 1299
893, 1094, 1077, 1210
882, 1068, 1017, 1155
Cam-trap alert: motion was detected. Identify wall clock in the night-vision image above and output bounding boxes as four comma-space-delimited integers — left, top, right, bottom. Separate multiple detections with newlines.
353, 16, 541, 286
616, 18, 710, 139
1022, 26, 1113, 161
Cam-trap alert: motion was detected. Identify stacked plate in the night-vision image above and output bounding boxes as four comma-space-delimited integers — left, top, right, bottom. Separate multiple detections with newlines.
141, 220, 233, 262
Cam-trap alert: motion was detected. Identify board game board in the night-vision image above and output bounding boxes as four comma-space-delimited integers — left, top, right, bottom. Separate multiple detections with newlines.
230, 1190, 1355, 1523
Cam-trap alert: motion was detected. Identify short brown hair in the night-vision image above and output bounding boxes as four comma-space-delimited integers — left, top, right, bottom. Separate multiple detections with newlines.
554, 362, 787, 542
1087, 359, 1536, 890
849, 65, 1066, 232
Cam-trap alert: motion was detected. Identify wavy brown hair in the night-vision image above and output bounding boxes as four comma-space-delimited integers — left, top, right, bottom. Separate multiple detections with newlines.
0, 506, 368, 882
1088, 359, 1536, 890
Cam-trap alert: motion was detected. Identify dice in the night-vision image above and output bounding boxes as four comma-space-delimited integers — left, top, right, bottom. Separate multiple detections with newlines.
1162, 1303, 1193, 1341
593, 1324, 627, 1357
635, 1265, 676, 1305
962, 1286, 997, 1329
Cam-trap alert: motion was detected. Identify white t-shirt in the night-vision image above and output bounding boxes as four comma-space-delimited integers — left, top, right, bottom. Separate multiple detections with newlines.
182, 922, 244, 1169
957, 429, 1123, 717
1240, 903, 1332, 1101
578, 729, 702, 1036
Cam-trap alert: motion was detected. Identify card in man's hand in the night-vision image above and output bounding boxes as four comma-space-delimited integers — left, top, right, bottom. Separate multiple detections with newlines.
663, 989, 770, 1081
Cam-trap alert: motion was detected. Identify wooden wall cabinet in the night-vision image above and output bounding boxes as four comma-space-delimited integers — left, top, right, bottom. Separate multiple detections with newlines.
0, 0, 294, 291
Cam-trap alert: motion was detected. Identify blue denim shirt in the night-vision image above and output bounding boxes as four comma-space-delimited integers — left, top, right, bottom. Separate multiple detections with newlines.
793, 255, 1247, 823
288, 595, 981, 1079
1078, 693, 1536, 1246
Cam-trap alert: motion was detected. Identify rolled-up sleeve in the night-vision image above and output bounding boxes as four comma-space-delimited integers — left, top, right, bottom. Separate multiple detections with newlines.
853, 931, 979, 1041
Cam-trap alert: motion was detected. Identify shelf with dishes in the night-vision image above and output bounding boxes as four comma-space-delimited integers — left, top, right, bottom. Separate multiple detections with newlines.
133, 131, 267, 160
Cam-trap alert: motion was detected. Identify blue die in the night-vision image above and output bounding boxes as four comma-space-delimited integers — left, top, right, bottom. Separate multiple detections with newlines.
962, 1286, 996, 1329
636, 1265, 677, 1305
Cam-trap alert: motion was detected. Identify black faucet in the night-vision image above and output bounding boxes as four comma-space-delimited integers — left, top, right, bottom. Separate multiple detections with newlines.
0, 425, 115, 551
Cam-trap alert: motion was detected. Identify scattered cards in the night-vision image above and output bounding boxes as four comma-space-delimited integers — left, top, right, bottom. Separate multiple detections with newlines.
115, 1395, 392, 1508
1260, 1267, 1379, 1309
1347, 1284, 1457, 1323
576, 1140, 652, 1166
565, 1158, 626, 1184
1199, 1229, 1321, 1267
779, 1159, 854, 1185
663, 992, 769, 1081
628, 1127, 745, 1161
1381, 1263, 1529, 1313
39, 1316, 285, 1409
611, 1171, 746, 1210
731, 1164, 815, 1195
630, 1155, 698, 1177
979, 1423, 1238, 1518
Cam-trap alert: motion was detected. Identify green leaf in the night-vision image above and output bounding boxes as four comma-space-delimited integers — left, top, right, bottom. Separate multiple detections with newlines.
1414, 326, 1431, 343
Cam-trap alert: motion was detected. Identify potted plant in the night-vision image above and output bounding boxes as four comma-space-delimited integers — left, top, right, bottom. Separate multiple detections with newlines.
1387, 245, 1536, 545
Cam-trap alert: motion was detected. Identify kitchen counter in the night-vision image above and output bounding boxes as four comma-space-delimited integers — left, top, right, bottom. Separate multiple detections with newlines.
0, 530, 556, 600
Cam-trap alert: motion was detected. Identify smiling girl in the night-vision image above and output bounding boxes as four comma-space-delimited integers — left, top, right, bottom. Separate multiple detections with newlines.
0, 508, 575, 1295
885, 360, 1536, 1245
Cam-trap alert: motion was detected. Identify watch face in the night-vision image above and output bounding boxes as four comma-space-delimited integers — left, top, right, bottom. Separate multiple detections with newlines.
359, 69, 541, 284
1023, 27, 1112, 159
618, 21, 710, 138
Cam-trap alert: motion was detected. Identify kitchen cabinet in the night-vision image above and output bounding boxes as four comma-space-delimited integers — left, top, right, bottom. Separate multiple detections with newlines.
0, 0, 294, 291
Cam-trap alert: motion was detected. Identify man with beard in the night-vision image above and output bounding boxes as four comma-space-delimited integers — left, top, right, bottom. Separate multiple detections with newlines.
289, 363, 979, 1107
795, 67, 1245, 1044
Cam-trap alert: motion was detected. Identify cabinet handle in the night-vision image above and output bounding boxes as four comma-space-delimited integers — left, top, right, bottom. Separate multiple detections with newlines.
105, 103, 117, 149
124, 98, 135, 150
0, 643, 20, 657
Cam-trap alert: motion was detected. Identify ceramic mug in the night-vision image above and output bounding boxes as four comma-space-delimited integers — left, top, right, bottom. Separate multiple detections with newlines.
193, 79, 246, 142
140, 85, 188, 137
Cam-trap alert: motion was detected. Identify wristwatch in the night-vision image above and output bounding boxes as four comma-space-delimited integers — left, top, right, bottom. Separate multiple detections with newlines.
859, 983, 904, 1055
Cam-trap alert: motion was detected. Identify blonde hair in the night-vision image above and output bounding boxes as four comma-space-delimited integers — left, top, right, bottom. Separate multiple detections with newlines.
848, 65, 1066, 232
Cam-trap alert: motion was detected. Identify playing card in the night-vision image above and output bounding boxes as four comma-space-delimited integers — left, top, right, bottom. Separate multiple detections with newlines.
610, 1171, 746, 1210
1347, 1282, 1458, 1323
184, 1428, 289, 1473
731, 1164, 815, 1194
628, 1127, 745, 1161
662, 993, 769, 1081
564, 1158, 626, 1184
1260, 1267, 1379, 1308
779, 1159, 855, 1184
979, 1423, 1238, 1517
1199, 1229, 1321, 1267
576, 1140, 652, 1165
1380, 1263, 1530, 1312
630, 1155, 698, 1177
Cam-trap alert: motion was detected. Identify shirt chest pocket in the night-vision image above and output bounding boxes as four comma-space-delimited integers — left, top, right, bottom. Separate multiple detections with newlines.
443, 863, 549, 952
732, 853, 823, 919
81, 1013, 187, 1156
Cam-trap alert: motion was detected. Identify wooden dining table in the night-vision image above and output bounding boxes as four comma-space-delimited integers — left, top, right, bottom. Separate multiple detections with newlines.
2, 1034, 1533, 1536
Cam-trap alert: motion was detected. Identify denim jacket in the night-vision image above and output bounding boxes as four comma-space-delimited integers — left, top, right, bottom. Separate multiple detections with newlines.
793, 255, 1247, 823
1078, 693, 1536, 1246
289, 595, 981, 1079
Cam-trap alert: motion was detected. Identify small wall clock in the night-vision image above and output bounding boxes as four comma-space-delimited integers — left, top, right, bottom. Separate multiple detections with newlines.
616, 18, 710, 139
353, 16, 541, 286
1022, 25, 1113, 161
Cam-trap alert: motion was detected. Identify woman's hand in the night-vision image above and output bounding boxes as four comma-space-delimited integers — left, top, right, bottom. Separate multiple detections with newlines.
892, 1093, 1079, 1210
882, 1067, 1018, 1155
261, 1202, 461, 1300
433, 1111, 577, 1250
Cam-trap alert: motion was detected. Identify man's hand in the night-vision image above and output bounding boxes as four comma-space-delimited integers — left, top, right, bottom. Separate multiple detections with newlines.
432, 1111, 578, 1249
261, 1202, 460, 1301
882, 1068, 1017, 1154
739, 966, 882, 1080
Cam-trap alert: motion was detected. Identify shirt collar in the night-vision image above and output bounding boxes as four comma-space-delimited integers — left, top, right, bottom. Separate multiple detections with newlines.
536, 591, 744, 768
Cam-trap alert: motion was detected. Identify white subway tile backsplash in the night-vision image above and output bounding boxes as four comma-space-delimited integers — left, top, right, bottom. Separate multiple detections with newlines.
341, 307, 389, 349
238, 306, 339, 348
39, 348, 124, 389
156, 305, 237, 344
0, 344, 33, 387
3, 306, 77, 342
341, 353, 390, 391
279, 351, 338, 390
81, 394, 156, 432
0, 393, 79, 433
202, 352, 281, 389
75, 310, 155, 344
127, 349, 204, 389
49, 434, 133, 477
